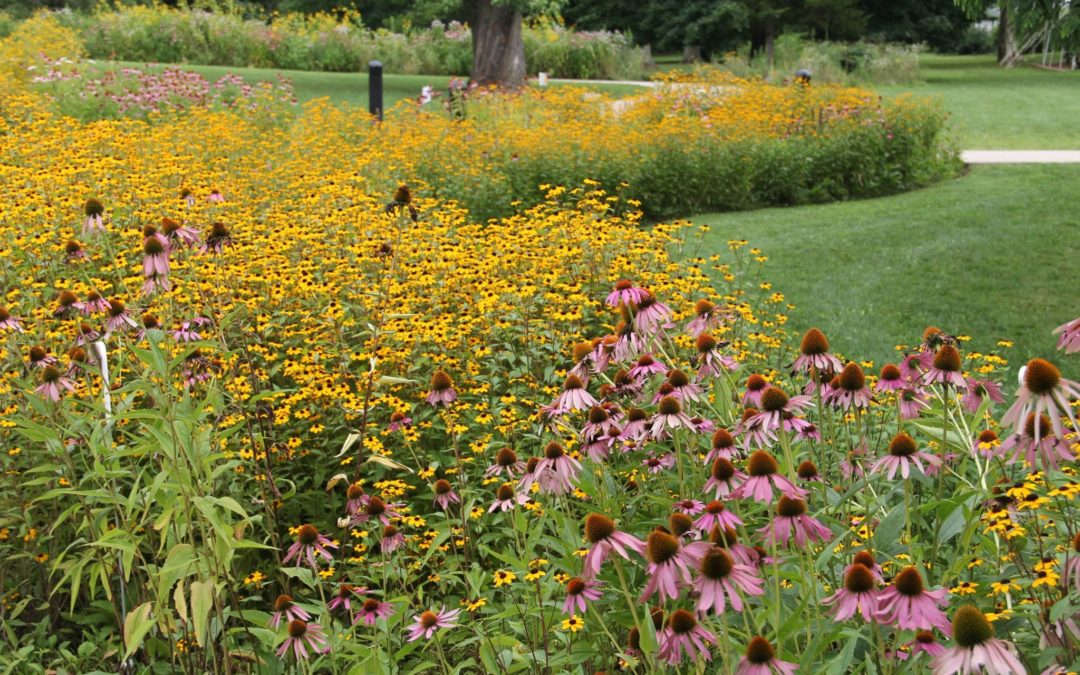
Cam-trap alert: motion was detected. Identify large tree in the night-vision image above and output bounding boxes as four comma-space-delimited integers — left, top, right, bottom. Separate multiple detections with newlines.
464, 0, 563, 87
954, 0, 1080, 65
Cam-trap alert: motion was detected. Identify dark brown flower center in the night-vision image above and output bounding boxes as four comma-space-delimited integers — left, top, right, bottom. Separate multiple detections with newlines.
694, 299, 715, 316
144, 238, 165, 256
563, 374, 585, 390
494, 447, 517, 467
287, 619, 308, 638
709, 525, 738, 547
366, 497, 386, 517
637, 354, 655, 367
496, 484, 514, 501
434, 479, 452, 495
383, 525, 398, 538
977, 430, 998, 444
297, 524, 319, 545
776, 496, 806, 518
933, 345, 961, 372
1023, 413, 1053, 439
746, 636, 776, 664
844, 563, 875, 593
419, 611, 439, 628
667, 369, 690, 388
657, 396, 682, 416
894, 567, 924, 596
627, 407, 647, 422
84, 198, 104, 216
347, 484, 365, 500
747, 451, 778, 477
544, 441, 565, 459
700, 547, 734, 580
29, 346, 47, 362
696, 333, 717, 353
888, 433, 918, 457
668, 608, 697, 635
584, 514, 615, 543
880, 364, 901, 381
566, 578, 586, 595
588, 406, 609, 424
614, 279, 633, 291
839, 363, 866, 392
338, 584, 356, 598
525, 457, 541, 473
65, 240, 82, 255
800, 328, 829, 356
797, 460, 818, 479
58, 290, 78, 306
741, 407, 759, 424
852, 551, 876, 569
108, 300, 126, 318
915, 630, 936, 644
363, 598, 380, 612
705, 500, 726, 515
274, 594, 293, 611
711, 458, 735, 481
760, 387, 789, 412
646, 530, 680, 564
952, 605, 993, 648
746, 374, 768, 391
1024, 358, 1060, 395
430, 370, 453, 391
669, 513, 693, 537
712, 429, 734, 449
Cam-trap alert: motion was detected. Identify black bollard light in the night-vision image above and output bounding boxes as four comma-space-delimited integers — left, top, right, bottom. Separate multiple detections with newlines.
369, 60, 383, 121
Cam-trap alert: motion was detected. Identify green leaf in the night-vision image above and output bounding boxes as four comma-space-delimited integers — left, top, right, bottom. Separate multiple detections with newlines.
122, 602, 155, 659
825, 632, 859, 675
875, 500, 905, 552
190, 579, 216, 648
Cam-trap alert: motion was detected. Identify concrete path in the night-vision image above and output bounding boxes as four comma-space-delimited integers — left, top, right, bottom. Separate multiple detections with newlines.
961, 150, 1080, 164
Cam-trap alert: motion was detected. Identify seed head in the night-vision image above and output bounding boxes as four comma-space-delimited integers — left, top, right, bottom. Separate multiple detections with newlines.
746, 450, 778, 477
894, 566, 924, 596
668, 609, 697, 635
667, 369, 690, 388
888, 433, 918, 457
844, 563, 875, 593
657, 396, 682, 416
669, 512, 693, 537
933, 345, 962, 372
712, 429, 735, 449
696, 333, 717, 353
297, 524, 319, 545
700, 547, 734, 580
287, 619, 308, 638
796, 460, 818, 480
433, 479, 452, 495
544, 441, 565, 459
745, 636, 776, 664
646, 530, 680, 564
584, 514, 615, 543
800, 328, 829, 356
776, 496, 806, 518
839, 363, 866, 392
760, 386, 789, 412
430, 369, 453, 391
1024, 358, 1060, 395
952, 605, 993, 648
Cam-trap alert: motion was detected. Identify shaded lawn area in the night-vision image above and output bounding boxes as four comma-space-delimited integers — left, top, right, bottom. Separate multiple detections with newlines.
690, 164, 1080, 379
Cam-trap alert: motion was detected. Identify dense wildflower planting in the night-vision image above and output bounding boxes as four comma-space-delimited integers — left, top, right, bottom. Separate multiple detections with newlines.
1, 19, 1078, 675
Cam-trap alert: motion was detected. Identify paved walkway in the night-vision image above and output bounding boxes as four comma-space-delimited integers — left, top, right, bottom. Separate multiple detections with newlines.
962, 150, 1080, 163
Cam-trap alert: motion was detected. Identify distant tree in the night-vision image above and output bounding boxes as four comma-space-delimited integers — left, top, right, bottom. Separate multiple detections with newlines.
801, 0, 867, 41
863, 0, 975, 52
463, 0, 564, 86
954, 0, 1080, 65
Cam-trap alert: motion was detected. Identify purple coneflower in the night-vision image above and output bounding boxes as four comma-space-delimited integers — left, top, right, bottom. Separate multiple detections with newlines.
872, 433, 942, 480
899, 351, 933, 381
35, 366, 76, 402
695, 333, 737, 378
620, 407, 649, 439
686, 299, 725, 337
931, 605, 1025, 674
387, 410, 412, 432
613, 320, 644, 362
736, 407, 777, 450
793, 328, 842, 374
54, 290, 79, 319
759, 496, 832, 547
485, 447, 526, 478
426, 369, 457, 407
922, 344, 966, 388
0, 306, 23, 333
28, 346, 56, 370
582, 405, 620, 438
344, 483, 370, 516
489, 483, 528, 513
898, 388, 931, 419
658, 609, 717, 665
703, 457, 747, 499
633, 292, 672, 334
1054, 316, 1080, 353
971, 429, 1000, 459
643, 452, 677, 474
277, 620, 329, 660
105, 299, 138, 335
752, 386, 812, 432
704, 428, 738, 463
823, 562, 879, 621
730, 451, 806, 504
709, 525, 757, 566
83, 198, 106, 234
830, 363, 873, 409
1001, 358, 1079, 443
380, 524, 405, 553
909, 630, 946, 658
998, 412, 1074, 472
432, 479, 460, 511
962, 377, 1004, 413
327, 583, 367, 614
172, 317, 210, 343
351, 496, 403, 527
581, 513, 645, 578
692, 546, 763, 614
694, 499, 743, 531
796, 460, 822, 483
628, 353, 667, 381
283, 524, 337, 568
552, 374, 597, 412
650, 396, 694, 438
875, 566, 951, 634
562, 577, 602, 614
200, 222, 232, 254
875, 363, 907, 392
533, 441, 580, 495
606, 279, 650, 307
180, 188, 195, 207
406, 606, 460, 642
640, 529, 710, 603
736, 636, 798, 675
742, 374, 770, 407
666, 369, 703, 401
79, 291, 109, 315
64, 240, 86, 263
846, 550, 885, 583
269, 594, 310, 629
353, 598, 394, 626
208, 189, 225, 203
673, 498, 706, 516
142, 236, 170, 277
161, 216, 200, 247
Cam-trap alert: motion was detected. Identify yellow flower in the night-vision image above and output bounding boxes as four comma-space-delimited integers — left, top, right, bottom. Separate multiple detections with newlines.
990, 579, 1020, 596
950, 581, 978, 596
561, 615, 584, 633
493, 570, 517, 587
465, 598, 487, 611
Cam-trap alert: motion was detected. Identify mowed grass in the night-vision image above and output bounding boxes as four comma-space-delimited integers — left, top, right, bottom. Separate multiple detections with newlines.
879, 55, 1080, 149
690, 165, 1080, 378
107, 61, 646, 109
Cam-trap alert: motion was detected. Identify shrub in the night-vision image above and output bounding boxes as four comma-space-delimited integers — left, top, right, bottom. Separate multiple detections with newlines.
718, 35, 923, 85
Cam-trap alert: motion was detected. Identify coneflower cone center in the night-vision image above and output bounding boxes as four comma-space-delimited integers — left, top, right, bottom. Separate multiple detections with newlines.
852, 551, 877, 569
844, 564, 875, 593
880, 364, 901, 381
800, 328, 829, 356
1024, 358, 1060, 395
29, 346, 46, 362
346, 484, 365, 500
287, 620, 308, 638
563, 374, 584, 390
710, 525, 738, 547
952, 605, 993, 647
338, 584, 355, 598
977, 430, 998, 444
746, 636, 776, 664
668, 370, 690, 388
888, 433, 918, 457
694, 299, 715, 316
712, 458, 736, 481
430, 370, 453, 391
712, 429, 734, 448
669, 513, 693, 536
706, 500, 726, 514
144, 238, 165, 255
496, 484, 515, 501
297, 524, 319, 545
647, 531, 680, 564
933, 345, 961, 372
362, 598, 380, 612
668, 609, 697, 634
585, 514, 615, 543
747, 451, 778, 477
797, 461, 819, 479
588, 406, 609, 424
434, 479, 452, 495
614, 279, 633, 291
544, 442, 565, 459
274, 594, 293, 611
1023, 413, 1053, 438
419, 611, 439, 628
496, 447, 518, 466
572, 341, 593, 363
657, 396, 682, 416
566, 578, 586, 595
701, 548, 734, 580
366, 498, 386, 516
839, 363, 866, 391
1072, 531, 1080, 553
894, 567, 924, 596
696, 334, 717, 352
627, 407, 647, 422
915, 630, 936, 644
383, 525, 398, 538
637, 354, 655, 367
760, 387, 789, 412
746, 374, 768, 391
777, 496, 807, 517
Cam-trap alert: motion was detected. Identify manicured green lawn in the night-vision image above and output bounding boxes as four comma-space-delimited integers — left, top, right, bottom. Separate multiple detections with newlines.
108, 61, 645, 109
691, 165, 1080, 378
880, 55, 1080, 150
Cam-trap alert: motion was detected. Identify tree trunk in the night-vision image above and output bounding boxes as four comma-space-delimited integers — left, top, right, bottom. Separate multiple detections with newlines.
682, 46, 703, 63
996, 5, 1017, 65
765, 22, 776, 73
469, 0, 526, 88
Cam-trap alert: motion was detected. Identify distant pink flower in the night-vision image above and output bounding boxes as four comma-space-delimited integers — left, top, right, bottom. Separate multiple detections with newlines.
961, 377, 1004, 413
35, 366, 76, 402
380, 524, 405, 553
172, 317, 210, 343
161, 216, 200, 246
488, 483, 528, 513
1054, 316, 1080, 353
792, 328, 842, 374
200, 222, 233, 254
351, 497, 402, 527
742, 374, 770, 407
650, 396, 694, 437
581, 513, 645, 579
673, 498, 706, 516
606, 279, 649, 307
208, 189, 225, 203
643, 452, 677, 474
829, 363, 873, 409
79, 292, 110, 316
704, 429, 738, 464
27, 346, 56, 370
695, 333, 738, 377
823, 563, 879, 622
562, 577, 602, 614
921, 345, 966, 388
703, 457, 747, 499
387, 411, 413, 432
875, 364, 907, 392
532, 442, 580, 495
105, 300, 138, 335
898, 388, 931, 419
628, 353, 667, 381
875, 567, 951, 635
730, 451, 807, 504
872, 433, 942, 479
327, 584, 367, 614
909, 630, 946, 658
406, 606, 459, 642
640, 530, 710, 603
277, 620, 329, 660
998, 412, 1074, 472
751, 386, 812, 432
353, 598, 394, 626
269, 594, 310, 629
344, 484, 370, 516
692, 546, 763, 614
658, 609, 717, 665
425, 369, 458, 407
552, 374, 596, 412
283, 525, 337, 568
694, 500, 743, 531
931, 605, 1025, 674
665, 369, 703, 401
736, 636, 798, 675
83, 198, 106, 234
899, 351, 933, 381
758, 497, 832, 547
633, 293, 672, 334
142, 236, 170, 277
432, 479, 460, 511
686, 299, 725, 337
